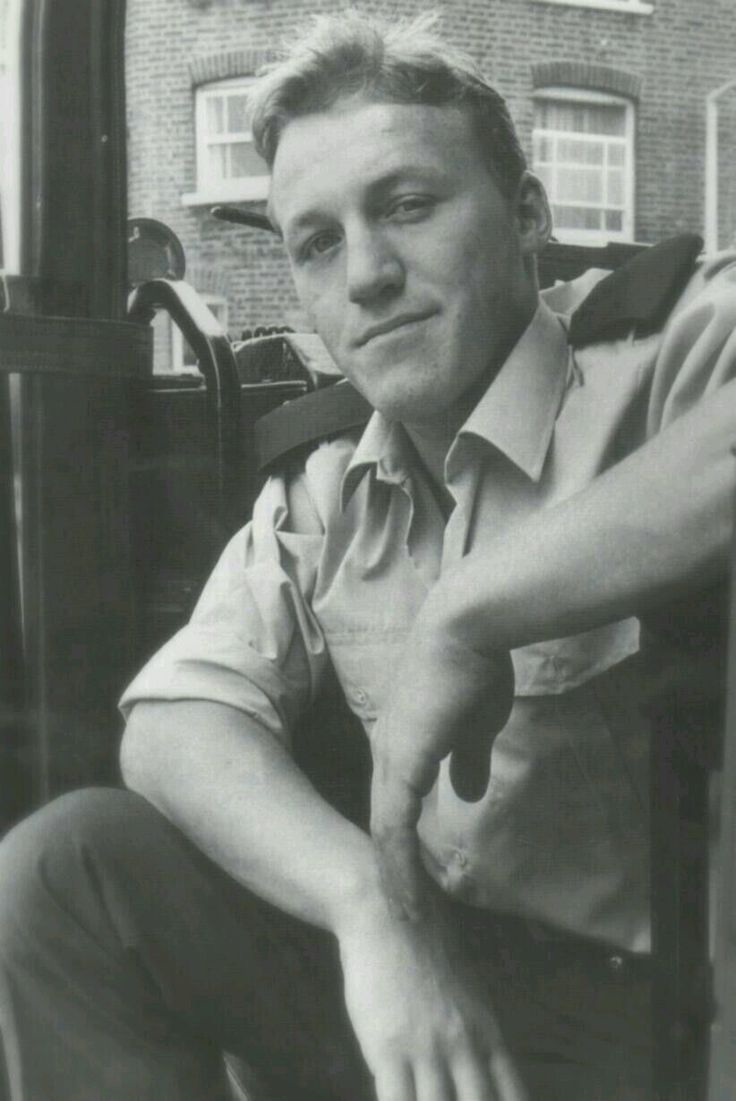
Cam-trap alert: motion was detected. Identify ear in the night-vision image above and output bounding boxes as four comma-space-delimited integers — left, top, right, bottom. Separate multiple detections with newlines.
512, 171, 553, 257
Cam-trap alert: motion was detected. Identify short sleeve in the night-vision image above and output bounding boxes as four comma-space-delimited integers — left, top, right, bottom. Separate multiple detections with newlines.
646, 253, 736, 435
119, 471, 327, 748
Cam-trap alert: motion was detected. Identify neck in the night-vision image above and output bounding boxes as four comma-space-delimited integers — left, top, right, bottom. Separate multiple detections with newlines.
402, 290, 541, 505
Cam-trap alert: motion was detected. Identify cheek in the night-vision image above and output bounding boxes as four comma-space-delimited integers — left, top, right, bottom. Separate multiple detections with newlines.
295, 276, 342, 343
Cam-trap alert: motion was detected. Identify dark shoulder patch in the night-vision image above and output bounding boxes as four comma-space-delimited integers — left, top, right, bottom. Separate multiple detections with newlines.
568, 233, 703, 348
256, 380, 372, 473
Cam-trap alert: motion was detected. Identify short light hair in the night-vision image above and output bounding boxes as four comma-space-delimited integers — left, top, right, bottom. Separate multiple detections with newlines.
249, 10, 527, 200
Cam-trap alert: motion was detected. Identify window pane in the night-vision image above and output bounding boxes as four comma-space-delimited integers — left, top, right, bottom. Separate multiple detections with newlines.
557, 166, 602, 204
553, 204, 603, 230
583, 141, 605, 166
605, 210, 623, 232
226, 93, 249, 134
209, 301, 227, 326
229, 140, 269, 178
607, 168, 624, 206
181, 335, 198, 368
585, 103, 626, 135
535, 99, 625, 136
608, 143, 625, 167
556, 137, 604, 165
206, 143, 228, 180
205, 95, 225, 136
533, 133, 554, 162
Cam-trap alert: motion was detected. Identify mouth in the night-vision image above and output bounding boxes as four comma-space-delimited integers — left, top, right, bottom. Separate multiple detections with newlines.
354, 311, 436, 347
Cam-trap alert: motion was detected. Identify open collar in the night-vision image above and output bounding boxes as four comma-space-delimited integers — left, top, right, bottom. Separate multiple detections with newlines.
455, 301, 571, 482
340, 300, 572, 507
340, 412, 412, 511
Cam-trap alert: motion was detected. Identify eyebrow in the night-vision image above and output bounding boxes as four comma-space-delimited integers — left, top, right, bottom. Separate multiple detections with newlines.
277, 164, 448, 244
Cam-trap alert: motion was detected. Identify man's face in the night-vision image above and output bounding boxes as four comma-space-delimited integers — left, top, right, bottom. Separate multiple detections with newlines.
269, 97, 537, 432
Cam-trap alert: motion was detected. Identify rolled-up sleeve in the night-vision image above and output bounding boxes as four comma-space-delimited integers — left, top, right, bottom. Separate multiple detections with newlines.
119, 472, 327, 747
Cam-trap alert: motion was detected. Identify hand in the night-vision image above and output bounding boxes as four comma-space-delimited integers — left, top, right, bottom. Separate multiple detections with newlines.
337, 893, 527, 1101
370, 630, 514, 921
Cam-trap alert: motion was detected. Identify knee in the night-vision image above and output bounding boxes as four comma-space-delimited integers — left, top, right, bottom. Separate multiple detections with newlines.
0, 788, 161, 943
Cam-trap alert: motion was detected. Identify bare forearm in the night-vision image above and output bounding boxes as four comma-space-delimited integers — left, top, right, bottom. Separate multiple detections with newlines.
429, 384, 735, 653
120, 699, 381, 934
371, 385, 736, 920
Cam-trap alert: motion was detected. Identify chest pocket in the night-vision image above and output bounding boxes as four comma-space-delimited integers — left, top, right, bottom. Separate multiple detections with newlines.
314, 560, 427, 725
313, 484, 432, 724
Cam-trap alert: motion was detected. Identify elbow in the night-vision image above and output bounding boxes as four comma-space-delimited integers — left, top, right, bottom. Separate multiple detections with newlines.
119, 703, 164, 802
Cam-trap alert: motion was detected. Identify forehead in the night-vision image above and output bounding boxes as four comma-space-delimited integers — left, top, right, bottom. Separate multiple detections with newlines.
268, 98, 490, 230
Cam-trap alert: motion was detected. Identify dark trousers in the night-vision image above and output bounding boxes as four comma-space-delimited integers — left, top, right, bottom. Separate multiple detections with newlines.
0, 789, 652, 1101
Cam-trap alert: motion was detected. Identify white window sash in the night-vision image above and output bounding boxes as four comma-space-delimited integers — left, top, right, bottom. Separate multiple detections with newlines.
190, 77, 270, 204
169, 297, 229, 374
531, 0, 653, 15
532, 88, 635, 243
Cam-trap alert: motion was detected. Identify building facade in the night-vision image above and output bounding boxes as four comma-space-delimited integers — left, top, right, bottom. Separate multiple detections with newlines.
125, 0, 736, 364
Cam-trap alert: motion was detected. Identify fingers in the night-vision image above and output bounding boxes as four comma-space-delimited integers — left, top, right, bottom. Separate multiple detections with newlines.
451, 1057, 498, 1101
369, 643, 516, 917
374, 1062, 416, 1101
374, 1050, 526, 1101
412, 1056, 454, 1101
488, 1046, 529, 1101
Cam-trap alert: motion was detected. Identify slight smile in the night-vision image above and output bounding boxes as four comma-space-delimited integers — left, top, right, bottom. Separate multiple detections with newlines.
355, 311, 436, 347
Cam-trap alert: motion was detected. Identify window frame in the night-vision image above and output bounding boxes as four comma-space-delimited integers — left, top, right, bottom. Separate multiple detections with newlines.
530, 0, 653, 14
182, 76, 269, 207
167, 294, 230, 375
0, 0, 23, 272
532, 86, 636, 246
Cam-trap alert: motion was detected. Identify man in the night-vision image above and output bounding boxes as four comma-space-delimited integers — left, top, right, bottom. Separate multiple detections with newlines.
1, 12, 735, 1101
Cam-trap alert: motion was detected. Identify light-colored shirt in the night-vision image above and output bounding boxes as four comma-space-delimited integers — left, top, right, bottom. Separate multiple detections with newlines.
121, 250, 736, 953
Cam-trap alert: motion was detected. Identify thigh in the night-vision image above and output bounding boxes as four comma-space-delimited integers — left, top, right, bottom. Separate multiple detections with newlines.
457, 909, 652, 1101
0, 788, 373, 1101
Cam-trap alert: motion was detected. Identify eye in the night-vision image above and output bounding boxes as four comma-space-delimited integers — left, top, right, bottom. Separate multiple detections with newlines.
302, 230, 341, 261
386, 195, 435, 219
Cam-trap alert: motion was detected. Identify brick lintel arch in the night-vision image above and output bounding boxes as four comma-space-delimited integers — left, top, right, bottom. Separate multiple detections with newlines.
531, 61, 641, 100
189, 48, 277, 88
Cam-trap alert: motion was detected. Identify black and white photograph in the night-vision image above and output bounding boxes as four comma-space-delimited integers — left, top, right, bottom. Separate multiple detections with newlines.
0, 0, 735, 1097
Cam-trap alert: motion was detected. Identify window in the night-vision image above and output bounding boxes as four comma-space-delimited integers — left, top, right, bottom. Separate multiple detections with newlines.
171, 295, 229, 373
183, 77, 269, 205
151, 295, 229, 376
533, 89, 635, 244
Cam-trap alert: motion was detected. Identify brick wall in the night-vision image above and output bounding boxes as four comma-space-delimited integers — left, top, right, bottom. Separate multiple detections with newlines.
126, 0, 736, 339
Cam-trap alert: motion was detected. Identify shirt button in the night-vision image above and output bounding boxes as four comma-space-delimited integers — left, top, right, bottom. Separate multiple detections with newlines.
353, 688, 368, 706
452, 849, 469, 869
608, 954, 625, 974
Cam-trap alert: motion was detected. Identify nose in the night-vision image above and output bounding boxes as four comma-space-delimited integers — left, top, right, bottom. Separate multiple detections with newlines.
346, 224, 404, 305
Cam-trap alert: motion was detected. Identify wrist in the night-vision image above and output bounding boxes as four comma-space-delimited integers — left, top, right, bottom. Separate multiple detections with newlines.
329, 848, 394, 943
420, 564, 513, 656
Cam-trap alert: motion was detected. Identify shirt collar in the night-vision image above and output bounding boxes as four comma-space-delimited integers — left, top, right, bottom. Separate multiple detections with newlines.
341, 299, 571, 507
341, 411, 411, 510
456, 301, 571, 481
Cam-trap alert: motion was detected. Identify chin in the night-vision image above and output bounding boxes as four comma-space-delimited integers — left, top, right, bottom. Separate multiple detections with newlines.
372, 390, 457, 428
352, 366, 455, 423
